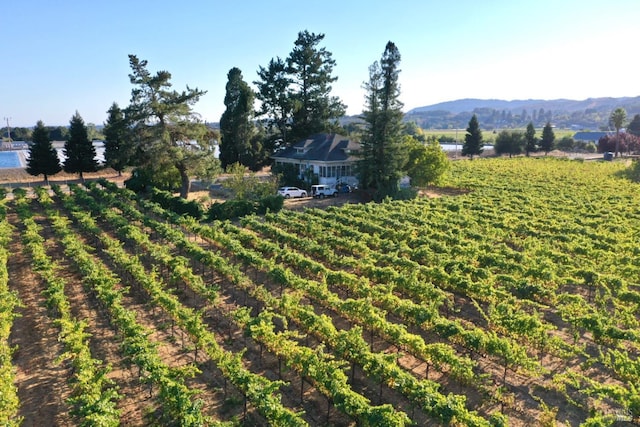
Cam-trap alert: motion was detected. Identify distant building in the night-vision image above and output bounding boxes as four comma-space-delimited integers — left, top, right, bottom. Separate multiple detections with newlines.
573, 131, 614, 144
272, 133, 360, 187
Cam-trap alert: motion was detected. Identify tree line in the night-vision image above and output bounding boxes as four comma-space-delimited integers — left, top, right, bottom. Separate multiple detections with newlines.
485, 107, 640, 158
1, 124, 103, 142
22, 30, 450, 201
26, 113, 99, 183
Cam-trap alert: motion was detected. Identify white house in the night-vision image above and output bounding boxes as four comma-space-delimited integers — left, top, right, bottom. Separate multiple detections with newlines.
272, 133, 360, 187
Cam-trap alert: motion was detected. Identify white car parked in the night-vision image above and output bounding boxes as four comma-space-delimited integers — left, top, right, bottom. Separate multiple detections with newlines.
277, 186, 307, 198
311, 184, 338, 198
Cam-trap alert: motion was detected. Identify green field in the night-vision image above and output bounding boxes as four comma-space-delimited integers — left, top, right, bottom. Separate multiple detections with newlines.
2, 157, 639, 426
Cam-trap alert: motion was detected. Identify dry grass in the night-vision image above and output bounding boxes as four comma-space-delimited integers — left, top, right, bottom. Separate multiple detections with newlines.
0, 168, 130, 188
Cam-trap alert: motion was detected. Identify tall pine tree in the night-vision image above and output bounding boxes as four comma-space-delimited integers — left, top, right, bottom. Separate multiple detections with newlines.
254, 57, 293, 148
63, 111, 98, 181
103, 102, 133, 176
27, 120, 61, 183
287, 30, 346, 142
126, 54, 216, 197
358, 41, 405, 200
462, 114, 483, 160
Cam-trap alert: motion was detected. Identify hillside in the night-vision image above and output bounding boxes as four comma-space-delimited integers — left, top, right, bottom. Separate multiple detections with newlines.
404, 96, 640, 130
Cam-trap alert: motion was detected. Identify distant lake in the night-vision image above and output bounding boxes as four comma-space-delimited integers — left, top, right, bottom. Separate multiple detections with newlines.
0, 152, 22, 168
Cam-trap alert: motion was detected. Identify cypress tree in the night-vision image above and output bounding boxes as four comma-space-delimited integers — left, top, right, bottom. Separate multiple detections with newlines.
220, 67, 260, 170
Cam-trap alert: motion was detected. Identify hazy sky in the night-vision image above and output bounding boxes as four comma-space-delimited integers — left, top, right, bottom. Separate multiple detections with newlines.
3, 0, 639, 127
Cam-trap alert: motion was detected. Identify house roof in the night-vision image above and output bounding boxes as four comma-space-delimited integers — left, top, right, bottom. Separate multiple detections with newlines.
272, 133, 360, 163
573, 131, 614, 141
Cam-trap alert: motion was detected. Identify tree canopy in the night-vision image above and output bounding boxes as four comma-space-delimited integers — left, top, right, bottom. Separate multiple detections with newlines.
628, 114, 640, 137
26, 120, 61, 183
125, 54, 218, 197
494, 130, 524, 158
254, 57, 292, 148
254, 31, 346, 146
287, 30, 346, 142
404, 136, 450, 187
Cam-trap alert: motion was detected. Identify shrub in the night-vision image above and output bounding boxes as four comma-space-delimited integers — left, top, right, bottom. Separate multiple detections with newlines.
207, 195, 284, 221
393, 187, 418, 201
207, 199, 254, 221
150, 188, 203, 219
256, 195, 284, 215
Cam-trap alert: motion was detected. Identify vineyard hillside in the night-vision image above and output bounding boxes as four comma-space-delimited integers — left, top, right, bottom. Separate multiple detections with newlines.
1, 157, 639, 426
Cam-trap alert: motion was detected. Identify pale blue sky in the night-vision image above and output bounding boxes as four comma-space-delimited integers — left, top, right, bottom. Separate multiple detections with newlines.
3, 0, 639, 127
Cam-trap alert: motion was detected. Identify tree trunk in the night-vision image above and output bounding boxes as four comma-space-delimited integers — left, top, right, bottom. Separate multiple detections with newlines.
178, 165, 190, 198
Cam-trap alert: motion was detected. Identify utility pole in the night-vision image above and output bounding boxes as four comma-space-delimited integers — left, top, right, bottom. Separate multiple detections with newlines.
3, 117, 11, 142
2, 117, 11, 150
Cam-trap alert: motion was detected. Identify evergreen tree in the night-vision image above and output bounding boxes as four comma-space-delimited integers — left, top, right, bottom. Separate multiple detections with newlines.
254, 57, 293, 148
63, 111, 98, 181
103, 102, 133, 176
462, 114, 483, 159
628, 114, 640, 137
358, 41, 405, 200
494, 130, 524, 158
540, 121, 556, 154
524, 122, 538, 156
287, 30, 346, 142
48, 126, 69, 141
126, 54, 218, 197
220, 67, 263, 170
26, 120, 61, 183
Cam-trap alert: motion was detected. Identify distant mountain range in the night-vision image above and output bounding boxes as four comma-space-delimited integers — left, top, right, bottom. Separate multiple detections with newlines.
403, 96, 640, 130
